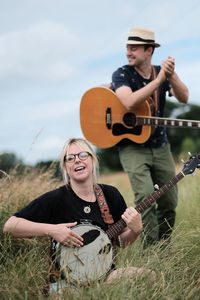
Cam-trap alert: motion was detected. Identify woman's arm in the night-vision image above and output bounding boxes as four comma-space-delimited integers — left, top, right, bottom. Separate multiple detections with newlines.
3, 216, 83, 247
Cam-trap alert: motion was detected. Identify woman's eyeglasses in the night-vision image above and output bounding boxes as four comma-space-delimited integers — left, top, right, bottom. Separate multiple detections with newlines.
64, 151, 91, 163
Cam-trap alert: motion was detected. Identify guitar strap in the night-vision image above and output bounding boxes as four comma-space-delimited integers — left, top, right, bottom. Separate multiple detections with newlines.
95, 185, 124, 249
95, 184, 114, 225
152, 65, 160, 116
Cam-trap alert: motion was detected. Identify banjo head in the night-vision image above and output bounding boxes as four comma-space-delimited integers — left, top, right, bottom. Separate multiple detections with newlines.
57, 223, 113, 285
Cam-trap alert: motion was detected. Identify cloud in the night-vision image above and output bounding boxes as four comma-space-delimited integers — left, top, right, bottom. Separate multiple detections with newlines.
0, 20, 79, 82
24, 98, 80, 121
34, 136, 64, 152
24, 135, 65, 164
180, 60, 200, 102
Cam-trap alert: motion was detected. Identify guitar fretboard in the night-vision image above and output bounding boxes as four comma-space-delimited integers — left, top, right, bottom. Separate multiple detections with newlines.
106, 171, 184, 240
137, 116, 200, 128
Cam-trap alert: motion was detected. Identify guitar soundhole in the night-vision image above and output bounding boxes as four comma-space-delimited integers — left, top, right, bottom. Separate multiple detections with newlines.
112, 112, 142, 137
123, 113, 136, 127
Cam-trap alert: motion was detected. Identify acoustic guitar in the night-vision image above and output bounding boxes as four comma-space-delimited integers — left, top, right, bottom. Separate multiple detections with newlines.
80, 87, 200, 148
56, 153, 200, 285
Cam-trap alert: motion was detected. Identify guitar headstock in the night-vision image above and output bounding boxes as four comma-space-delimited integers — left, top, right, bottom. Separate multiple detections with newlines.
182, 153, 200, 176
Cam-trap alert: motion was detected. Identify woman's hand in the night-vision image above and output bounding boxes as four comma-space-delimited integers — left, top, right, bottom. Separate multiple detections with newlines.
49, 222, 83, 247
122, 207, 142, 235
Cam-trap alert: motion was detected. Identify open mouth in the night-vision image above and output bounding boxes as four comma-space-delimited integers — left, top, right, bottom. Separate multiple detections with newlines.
75, 166, 85, 172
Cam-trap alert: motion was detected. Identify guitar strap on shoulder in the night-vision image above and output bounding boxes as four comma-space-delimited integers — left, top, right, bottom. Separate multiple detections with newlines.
152, 65, 160, 116
95, 184, 114, 225
95, 185, 123, 249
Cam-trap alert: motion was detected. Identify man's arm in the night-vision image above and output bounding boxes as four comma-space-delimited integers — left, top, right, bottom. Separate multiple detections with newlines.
168, 72, 189, 103
162, 56, 189, 104
115, 68, 166, 111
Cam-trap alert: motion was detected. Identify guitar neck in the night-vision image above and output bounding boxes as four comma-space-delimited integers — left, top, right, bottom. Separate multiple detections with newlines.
106, 171, 185, 240
137, 116, 200, 128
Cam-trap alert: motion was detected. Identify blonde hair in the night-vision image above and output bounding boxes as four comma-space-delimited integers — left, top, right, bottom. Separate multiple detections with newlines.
60, 138, 99, 185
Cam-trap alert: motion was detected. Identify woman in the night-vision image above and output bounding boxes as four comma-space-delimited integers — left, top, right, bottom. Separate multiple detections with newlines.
3, 138, 146, 293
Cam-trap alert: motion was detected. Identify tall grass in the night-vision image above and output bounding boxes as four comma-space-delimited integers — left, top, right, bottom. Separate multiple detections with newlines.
0, 165, 200, 299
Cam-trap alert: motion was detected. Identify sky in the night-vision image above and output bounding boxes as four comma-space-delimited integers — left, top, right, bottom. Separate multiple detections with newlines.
1, 0, 200, 165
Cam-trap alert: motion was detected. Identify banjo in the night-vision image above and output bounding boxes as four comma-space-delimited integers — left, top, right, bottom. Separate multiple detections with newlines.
55, 153, 200, 285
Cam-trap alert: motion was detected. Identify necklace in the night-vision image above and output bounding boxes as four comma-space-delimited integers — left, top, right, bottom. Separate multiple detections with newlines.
83, 193, 95, 214
71, 184, 95, 214
83, 205, 91, 214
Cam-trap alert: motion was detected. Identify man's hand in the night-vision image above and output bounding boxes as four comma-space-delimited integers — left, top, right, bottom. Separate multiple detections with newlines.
162, 56, 175, 78
156, 65, 166, 84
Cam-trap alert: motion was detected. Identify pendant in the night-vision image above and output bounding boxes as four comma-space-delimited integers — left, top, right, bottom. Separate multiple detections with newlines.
84, 206, 91, 214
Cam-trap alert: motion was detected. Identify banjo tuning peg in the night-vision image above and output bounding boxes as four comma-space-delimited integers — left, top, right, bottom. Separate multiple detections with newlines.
154, 184, 159, 191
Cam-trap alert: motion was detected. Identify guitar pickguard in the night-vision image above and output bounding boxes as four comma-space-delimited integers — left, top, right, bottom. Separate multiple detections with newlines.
112, 123, 142, 136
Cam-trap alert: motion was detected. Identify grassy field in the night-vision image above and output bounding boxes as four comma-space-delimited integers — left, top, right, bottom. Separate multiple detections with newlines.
0, 164, 200, 300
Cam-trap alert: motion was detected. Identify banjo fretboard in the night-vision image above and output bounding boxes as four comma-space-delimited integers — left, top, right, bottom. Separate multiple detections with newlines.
106, 172, 185, 240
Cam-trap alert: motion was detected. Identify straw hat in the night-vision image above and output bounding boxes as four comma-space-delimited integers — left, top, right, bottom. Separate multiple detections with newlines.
126, 26, 160, 48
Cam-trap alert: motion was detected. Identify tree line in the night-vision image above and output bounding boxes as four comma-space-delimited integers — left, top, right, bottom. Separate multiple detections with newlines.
1, 100, 200, 177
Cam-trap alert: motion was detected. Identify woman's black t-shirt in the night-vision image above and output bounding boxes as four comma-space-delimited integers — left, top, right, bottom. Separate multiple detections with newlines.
14, 184, 128, 282
14, 184, 127, 232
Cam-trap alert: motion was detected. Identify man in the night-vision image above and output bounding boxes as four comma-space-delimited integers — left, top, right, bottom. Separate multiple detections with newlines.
112, 26, 189, 248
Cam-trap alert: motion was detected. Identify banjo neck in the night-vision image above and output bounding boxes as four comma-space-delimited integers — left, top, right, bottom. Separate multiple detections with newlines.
106, 172, 185, 240
106, 218, 127, 240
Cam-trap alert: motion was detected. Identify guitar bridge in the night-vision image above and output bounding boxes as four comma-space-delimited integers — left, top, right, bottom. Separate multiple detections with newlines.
106, 107, 112, 129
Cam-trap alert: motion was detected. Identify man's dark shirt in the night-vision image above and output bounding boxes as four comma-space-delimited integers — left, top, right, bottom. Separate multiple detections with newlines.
112, 65, 171, 147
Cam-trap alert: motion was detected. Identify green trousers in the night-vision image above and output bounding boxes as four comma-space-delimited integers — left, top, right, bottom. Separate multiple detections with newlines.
119, 143, 178, 248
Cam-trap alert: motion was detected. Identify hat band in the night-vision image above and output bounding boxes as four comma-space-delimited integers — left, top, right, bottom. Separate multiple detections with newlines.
128, 36, 155, 43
